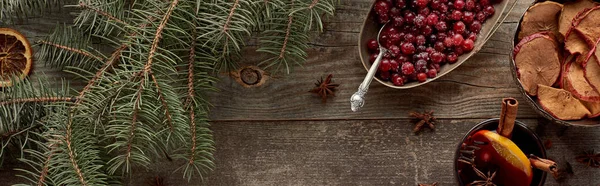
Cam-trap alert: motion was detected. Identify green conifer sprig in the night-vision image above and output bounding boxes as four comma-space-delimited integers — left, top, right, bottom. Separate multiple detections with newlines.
1, 0, 338, 184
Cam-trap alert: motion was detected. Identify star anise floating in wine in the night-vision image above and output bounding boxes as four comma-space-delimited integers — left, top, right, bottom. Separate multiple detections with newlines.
469, 167, 497, 186
409, 110, 436, 134
575, 149, 600, 168
309, 74, 339, 103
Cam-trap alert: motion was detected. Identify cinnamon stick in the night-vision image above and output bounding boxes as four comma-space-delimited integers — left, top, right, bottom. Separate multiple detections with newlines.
529, 154, 559, 179
498, 98, 518, 137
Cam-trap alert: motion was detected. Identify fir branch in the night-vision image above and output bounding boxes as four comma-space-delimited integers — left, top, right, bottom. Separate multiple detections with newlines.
65, 118, 90, 186
1, 123, 43, 141
279, 15, 293, 59
0, 97, 76, 106
223, 0, 240, 33
77, 45, 126, 101
144, 0, 180, 73
150, 73, 173, 132
36, 150, 54, 186
37, 40, 105, 62
77, 2, 127, 26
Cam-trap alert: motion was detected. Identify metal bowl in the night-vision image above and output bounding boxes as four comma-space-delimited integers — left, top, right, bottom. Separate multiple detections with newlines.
358, 0, 511, 89
453, 119, 547, 186
509, 0, 600, 127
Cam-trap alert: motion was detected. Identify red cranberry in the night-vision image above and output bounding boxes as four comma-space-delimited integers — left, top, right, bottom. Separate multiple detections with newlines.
379, 58, 392, 71
389, 7, 402, 17
390, 33, 402, 44
446, 52, 458, 64
435, 21, 447, 31
426, 69, 437, 78
475, 4, 482, 11
395, 0, 407, 8
416, 0, 430, 8
414, 15, 426, 27
390, 59, 400, 71
418, 7, 431, 16
426, 14, 439, 26
438, 4, 448, 13
422, 25, 434, 35
479, 0, 490, 6
370, 53, 379, 63
401, 62, 415, 75
462, 39, 474, 52
401, 42, 416, 54
416, 45, 427, 53
425, 47, 435, 54
437, 33, 447, 41
379, 71, 391, 80
470, 20, 482, 33
452, 34, 464, 46
467, 32, 477, 41
367, 39, 379, 51
389, 45, 401, 57
415, 59, 428, 72
434, 41, 445, 51
404, 12, 416, 24
465, 0, 475, 10
443, 37, 454, 47
463, 11, 474, 23
430, 0, 441, 9
453, 21, 466, 34
397, 54, 409, 62
404, 33, 415, 43
378, 14, 390, 24
450, 10, 463, 21
416, 52, 429, 60
375, 1, 391, 15
416, 35, 426, 46
455, 46, 464, 55
417, 72, 428, 82
484, 6, 495, 16
476, 12, 486, 21
392, 74, 405, 86
432, 63, 441, 72
431, 52, 444, 63
454, 0, 465, 10
392, 16, 405, 28
439, 0, 448, 3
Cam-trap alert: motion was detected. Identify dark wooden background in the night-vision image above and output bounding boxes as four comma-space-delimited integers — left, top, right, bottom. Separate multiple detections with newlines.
1, 0, 600, 185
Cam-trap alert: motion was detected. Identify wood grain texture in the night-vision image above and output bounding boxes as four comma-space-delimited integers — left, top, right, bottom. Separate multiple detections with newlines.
3, 0, 600, 186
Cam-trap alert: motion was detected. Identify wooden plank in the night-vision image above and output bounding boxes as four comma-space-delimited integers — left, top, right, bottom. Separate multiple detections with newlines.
191, 119, 597, 186
2, 118, 599, 185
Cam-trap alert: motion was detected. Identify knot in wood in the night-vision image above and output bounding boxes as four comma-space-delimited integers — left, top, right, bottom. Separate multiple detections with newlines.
240, 67, 262, 85
231, 66, 268, 88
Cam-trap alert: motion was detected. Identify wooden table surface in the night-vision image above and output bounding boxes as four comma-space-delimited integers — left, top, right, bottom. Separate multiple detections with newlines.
2, 0, 600, 185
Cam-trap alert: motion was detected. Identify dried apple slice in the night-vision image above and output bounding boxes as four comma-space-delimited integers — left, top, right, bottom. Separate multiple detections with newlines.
565, 28, 590, 59
564, 59, 600, 102
574, 6, 600, 46
582, 101, 600, 118
537, 84, 591, 120
559, 0, 598, 38
518, 1, 563, 41
514, 33, 561, 96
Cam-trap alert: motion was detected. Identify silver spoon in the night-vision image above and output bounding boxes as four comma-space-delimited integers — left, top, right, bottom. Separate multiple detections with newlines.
350, 22, 390, 112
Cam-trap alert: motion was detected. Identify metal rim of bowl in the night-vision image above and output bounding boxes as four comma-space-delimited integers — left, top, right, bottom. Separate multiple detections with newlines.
357, 1, 509, 89
452, 118, 547, 186
509, 0, 600, 127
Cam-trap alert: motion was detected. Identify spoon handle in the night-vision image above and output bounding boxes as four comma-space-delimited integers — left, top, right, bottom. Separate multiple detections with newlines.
351, 48, 386, 112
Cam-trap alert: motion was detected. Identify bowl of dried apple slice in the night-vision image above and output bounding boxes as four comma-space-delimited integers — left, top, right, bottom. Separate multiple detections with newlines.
511, 0, 600, 126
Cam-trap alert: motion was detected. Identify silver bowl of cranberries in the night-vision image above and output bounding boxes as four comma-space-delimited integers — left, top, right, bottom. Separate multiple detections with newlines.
359, 0, 514, 88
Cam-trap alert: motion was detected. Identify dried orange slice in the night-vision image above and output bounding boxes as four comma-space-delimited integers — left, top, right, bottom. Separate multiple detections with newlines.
0, 28, 32, 87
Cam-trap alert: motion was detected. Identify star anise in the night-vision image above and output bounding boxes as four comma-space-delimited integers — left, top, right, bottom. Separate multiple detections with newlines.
575, 149, 600, 168
309, 74, 339, 103
469, 167, 497, 186
418, 182, 438, 186
409, 110, 436, 134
